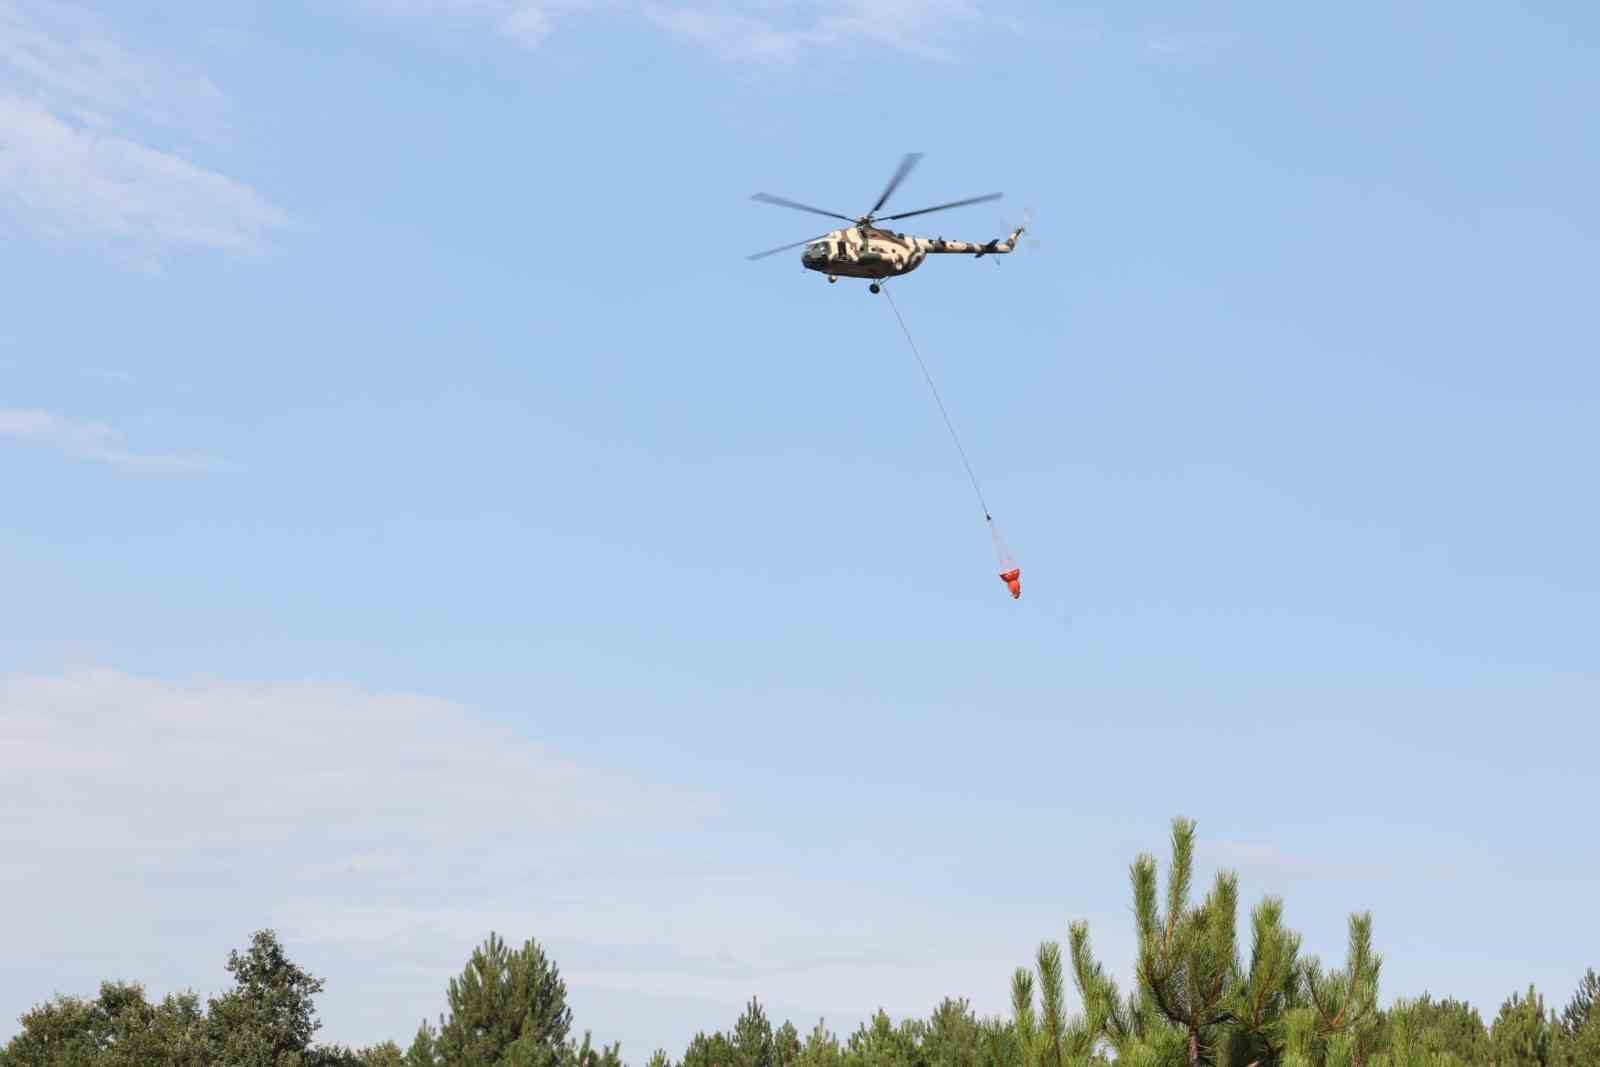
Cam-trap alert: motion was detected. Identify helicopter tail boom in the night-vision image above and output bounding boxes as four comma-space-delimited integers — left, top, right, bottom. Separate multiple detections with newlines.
917, 224, 1024, 257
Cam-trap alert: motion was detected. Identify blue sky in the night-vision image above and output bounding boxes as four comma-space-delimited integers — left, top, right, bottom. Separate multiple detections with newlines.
2, 0, 1597, 1058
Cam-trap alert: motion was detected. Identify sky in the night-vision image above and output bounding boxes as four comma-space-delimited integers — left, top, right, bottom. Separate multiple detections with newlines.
2, 0, 1598, 1058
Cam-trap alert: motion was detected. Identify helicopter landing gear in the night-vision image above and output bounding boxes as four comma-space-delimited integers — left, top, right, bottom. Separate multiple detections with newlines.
869, 282, 881, 294
828, 275, 837, 284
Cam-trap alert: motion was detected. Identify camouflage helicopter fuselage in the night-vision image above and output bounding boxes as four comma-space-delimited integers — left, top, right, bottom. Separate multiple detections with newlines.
801, 224, 1025, 283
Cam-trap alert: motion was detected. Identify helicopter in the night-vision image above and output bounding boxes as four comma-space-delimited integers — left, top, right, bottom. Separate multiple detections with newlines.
747, 153, 1024, 293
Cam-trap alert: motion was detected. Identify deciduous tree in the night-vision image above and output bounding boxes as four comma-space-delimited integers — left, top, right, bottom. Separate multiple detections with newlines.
206, 929, 328, 1067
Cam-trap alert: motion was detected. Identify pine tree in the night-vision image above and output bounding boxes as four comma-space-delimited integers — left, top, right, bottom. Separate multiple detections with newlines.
561, 1030, 623, 1066
1558, 969, 1596, 1040
775, 1022, 803, 1066
922, 998, 985, 1067
1373, 994, 1487, 1066
1489, 986, 1551, 1067
434, 933, 573, 1067
1063, 818, 1364, 1067
1226, 897, 1303, 1066
797, 1021, 843, 1067
843, 1010, 921, 1065
732, 998, 776, 1067
1066, 920, 1146, 1060
406, 1022, 440, 1067
1013, 966, 1038, 1065
1284, 913, 1382, 1067
1551, 1010, 1600, 1067
1063, 920, 1187, 1067
359, 1042, 406, 1066
1010, 942, 1103, 1067
1128, 818, 1245, 1067
680, 1030, 737, 1067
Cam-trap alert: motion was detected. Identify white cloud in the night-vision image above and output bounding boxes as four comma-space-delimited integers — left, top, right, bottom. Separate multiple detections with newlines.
800, 0, 985, 62
366, 0, 1004, 63
0, 2, 283, 251
359, 0, 590, 48
1206, 838, 1394, 882
0, 1, 228, 134
0, 95, 286, 251
1142, 30, 1235, 63
0, 667, 1049, 1054
0, 407, 231, 472
79, 367, 136, 385
0, 669, 710, 859
0, 668, 728, 1050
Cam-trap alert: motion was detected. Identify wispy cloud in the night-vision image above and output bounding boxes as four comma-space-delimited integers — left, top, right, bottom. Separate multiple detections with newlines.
0, 669, 714, 855
0, 668, 723, 1046
1142, 30, 1236, 63
0, 1, 228, 133
644, 0, 989, 64
0, 407, 232, 473
0, 2, 284, 251
358, 0, 591, 48
1207, 839, 1394, 882
79, 367, 136, 385
365, 0, 1005, 63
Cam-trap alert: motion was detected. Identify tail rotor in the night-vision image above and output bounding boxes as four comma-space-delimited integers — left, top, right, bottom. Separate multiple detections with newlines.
1016, 206, 1040, 253
992, 206, 1036, 266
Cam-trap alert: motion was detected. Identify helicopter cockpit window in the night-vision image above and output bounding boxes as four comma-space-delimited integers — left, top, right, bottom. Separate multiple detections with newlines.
807, 241, 830, 256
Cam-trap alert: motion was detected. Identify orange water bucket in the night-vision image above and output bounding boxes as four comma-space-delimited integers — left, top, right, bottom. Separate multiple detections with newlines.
999, 567, 1021, 599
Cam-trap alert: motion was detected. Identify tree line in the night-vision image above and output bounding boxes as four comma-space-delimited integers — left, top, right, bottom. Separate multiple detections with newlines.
5, 818, 1595, 1066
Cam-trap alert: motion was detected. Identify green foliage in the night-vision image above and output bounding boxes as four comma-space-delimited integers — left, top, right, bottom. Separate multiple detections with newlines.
359, 1042, 407, 1067
1551, 1011, 1600, 1067
1229, 896, 1303, 1065
796, 1021, 843, 1067
1066, 920, 1144, 1058
773, 1022, 802, 1067
1372, 994, 1487, 1066
1, 982, 202, 1067
679, 1030, 736, 1067
842, 1009, 922, 1066
562, 1031, 624, 1067
1129, 817, 1247, 1066
1558, 969, 1596, 1040
672, 999, 789, 1067
0, 821, 1584, 1067
1283, 913, 1382, 1067
1489, 986, 1552, 1067
1550, 969, 1600, 1066
434, 932, 573, 1067
1008, 944, 1104, 1067
206, 929, 328, 1066
400, 1022, 439, 1067
921, 998, 986, 1067
733, 999, 776, 1067
1061, 817, 1326, 1067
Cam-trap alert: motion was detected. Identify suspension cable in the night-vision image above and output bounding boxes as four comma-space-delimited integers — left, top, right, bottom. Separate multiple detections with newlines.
882, 286, 993, 522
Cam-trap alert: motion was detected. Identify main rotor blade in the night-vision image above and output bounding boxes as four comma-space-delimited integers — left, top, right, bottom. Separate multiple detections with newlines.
751, 193, 854, 223
879, 192, 1003, 223
870, 152, 923, 216
747, 233, 830, 261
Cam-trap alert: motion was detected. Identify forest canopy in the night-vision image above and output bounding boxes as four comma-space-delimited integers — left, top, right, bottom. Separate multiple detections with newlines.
5, 818, 1594, 1067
